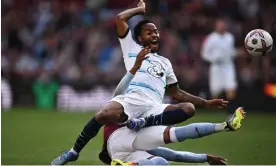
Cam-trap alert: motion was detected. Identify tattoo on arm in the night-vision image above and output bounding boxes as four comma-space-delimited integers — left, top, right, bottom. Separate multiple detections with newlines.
166, 83, 207, 106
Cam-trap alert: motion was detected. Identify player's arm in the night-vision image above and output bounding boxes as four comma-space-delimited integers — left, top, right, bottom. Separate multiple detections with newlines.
116, 0, 145, 37
166, 83, 207, 106
148, 147, 226, 164
165, 60, 207, 107
112, 47, 151, 97
165, 59, 227, 108
112, 72, 134, 98
166, 83, 228, 108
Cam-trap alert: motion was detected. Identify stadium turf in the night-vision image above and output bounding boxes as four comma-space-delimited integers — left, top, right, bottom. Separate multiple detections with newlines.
2, 108, 276, 165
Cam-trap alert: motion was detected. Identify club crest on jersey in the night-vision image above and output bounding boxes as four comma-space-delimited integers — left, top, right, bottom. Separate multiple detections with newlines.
147, 61, 165, 78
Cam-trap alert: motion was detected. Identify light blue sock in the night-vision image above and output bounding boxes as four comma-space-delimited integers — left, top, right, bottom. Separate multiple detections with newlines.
171, 123, 217, 142
148, 147, 207, 163
135, 156, 169, 165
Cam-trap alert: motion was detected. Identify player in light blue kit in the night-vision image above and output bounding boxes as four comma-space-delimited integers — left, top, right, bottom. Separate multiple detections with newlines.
99, 52, 241, 166
102, 45, 245, 166
51, 1, 230, 165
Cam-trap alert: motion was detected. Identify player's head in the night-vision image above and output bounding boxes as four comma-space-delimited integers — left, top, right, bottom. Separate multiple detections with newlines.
134, 20, 160, 52
215, 19, 227, 34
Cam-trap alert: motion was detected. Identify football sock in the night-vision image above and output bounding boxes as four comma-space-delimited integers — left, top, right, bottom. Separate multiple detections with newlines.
71, 117, 103, 153
169, 123, 227, 142
214, 122, 227, 131
144, 109, 190, 127
69, 148, 78, 155
148, 147, 207, 163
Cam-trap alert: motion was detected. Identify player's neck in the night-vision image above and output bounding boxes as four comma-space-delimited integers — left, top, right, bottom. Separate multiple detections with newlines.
215, 31, 226, 35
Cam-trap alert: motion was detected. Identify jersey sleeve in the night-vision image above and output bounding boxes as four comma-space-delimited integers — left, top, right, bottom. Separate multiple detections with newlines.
112, 72, 134, 98
166, 59, 178, 85
118, 28, 139, 70
118, 28, 136, 57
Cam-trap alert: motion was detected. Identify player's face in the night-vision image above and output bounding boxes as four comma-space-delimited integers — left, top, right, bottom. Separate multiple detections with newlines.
139, 23, 160, 52
216, 20, 227, 33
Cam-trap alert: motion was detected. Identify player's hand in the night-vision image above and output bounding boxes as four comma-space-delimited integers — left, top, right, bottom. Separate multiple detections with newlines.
134, 46, 151, 68
207, 155, 227, 165
137, 0, 146, 13
130, 47, 151, 75
204, 99, 228, 109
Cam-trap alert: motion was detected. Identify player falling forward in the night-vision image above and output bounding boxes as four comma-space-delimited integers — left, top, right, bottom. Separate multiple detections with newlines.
51, 1, 228, 165
97, 54, 245, 166
97, 53, 234, 166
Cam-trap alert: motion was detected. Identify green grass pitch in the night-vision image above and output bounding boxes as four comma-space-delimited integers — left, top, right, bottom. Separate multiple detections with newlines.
2, 108, 276, 165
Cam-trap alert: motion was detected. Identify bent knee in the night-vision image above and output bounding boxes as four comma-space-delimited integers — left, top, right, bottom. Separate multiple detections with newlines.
178, 102, 195, 118
96, 102, 124, 124
96, 109, 112, 122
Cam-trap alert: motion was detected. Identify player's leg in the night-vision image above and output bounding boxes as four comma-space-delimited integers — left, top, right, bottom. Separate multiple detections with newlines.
51, 101, 127, 165
147, 147, 226, 165
71, 101, 127, 152
224, 65, 237, 115
126, 103, 195, 131
166, 108, 244, 144
132, 107, 245, 151
209, 65, 223, 99
107, 127, 169, 166
166, 107, 245, 143
167, 122, 227, 143
132, 123, 224, 151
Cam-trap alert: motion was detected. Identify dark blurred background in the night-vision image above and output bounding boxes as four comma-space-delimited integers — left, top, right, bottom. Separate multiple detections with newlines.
1, 0, 276, 111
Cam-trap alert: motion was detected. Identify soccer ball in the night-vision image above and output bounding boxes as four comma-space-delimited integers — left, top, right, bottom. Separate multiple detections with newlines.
244, 29, 273, 56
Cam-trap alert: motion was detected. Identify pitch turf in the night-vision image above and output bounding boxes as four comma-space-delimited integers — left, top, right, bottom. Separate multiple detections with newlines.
1, 108, 276, 165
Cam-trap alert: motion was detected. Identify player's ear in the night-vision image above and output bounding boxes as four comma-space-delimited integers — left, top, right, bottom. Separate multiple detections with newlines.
138, 36, 142, 43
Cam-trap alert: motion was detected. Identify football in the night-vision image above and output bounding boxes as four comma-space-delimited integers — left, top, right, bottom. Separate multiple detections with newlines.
244, 29, 273, 56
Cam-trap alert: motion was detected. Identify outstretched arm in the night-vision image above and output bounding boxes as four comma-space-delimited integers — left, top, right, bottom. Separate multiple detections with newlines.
166, 84, 207, 106
166, 84, 228, 108
148, 147, 207, 163
148, 147, 227, 165
165, 60, 227, 109
116, 0, 145, 37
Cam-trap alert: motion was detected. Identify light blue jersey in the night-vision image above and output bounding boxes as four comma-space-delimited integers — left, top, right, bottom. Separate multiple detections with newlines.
118, 30, 177, 104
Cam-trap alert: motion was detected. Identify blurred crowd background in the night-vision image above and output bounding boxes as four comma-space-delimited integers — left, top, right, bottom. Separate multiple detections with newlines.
1, 0, 276, 111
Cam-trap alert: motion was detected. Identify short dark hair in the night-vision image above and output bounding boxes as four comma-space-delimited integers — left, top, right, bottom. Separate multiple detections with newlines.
134, 20, 154, 43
